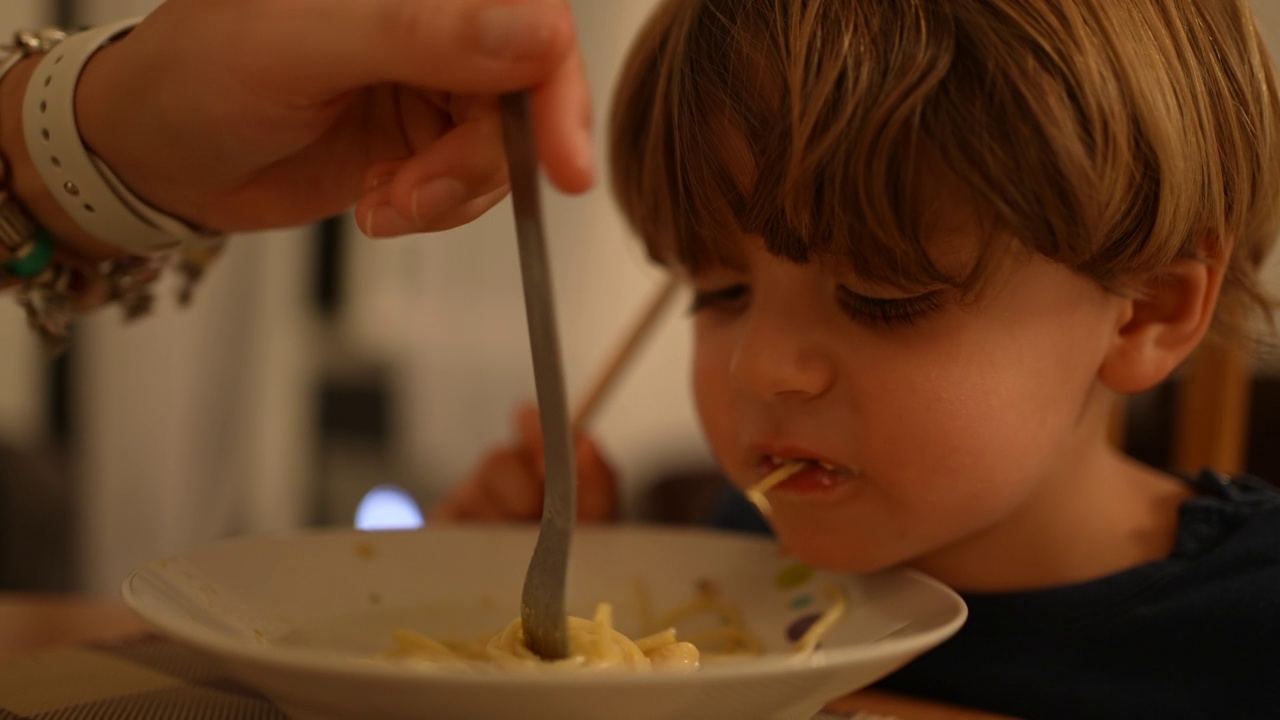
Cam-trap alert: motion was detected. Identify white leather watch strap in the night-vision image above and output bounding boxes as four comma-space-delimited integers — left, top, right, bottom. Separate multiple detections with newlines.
22, 19, 209, 255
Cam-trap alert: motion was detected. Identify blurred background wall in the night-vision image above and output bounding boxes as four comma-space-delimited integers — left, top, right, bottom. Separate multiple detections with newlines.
1, 0, 1279, 597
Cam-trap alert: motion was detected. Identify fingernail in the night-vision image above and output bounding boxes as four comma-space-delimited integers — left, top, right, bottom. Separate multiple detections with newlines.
364, 206, 418, 238
365, 173, 395, 192
411, 178, 468, 224
479, 3, 560, 59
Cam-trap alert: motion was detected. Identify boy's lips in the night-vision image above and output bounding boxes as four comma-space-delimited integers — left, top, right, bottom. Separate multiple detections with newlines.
750, 446, 859, 498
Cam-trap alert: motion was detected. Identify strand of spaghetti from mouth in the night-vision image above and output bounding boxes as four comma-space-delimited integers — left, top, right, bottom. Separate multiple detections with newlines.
746, 461, 807, 515
792, 584, 848, 655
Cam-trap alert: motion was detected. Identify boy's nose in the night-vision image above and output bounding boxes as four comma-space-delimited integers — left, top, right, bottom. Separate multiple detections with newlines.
729, 312, 836, 400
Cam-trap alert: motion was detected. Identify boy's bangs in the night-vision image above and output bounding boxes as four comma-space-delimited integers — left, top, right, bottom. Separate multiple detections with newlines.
611, 0, 1280, 337
611, 0, 1004, 291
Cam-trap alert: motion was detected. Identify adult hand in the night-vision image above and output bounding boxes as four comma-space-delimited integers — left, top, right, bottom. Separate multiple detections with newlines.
72, 0, 592, 240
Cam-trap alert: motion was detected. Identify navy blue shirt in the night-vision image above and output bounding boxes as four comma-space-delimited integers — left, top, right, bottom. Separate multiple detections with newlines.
712, 471, 1280, 719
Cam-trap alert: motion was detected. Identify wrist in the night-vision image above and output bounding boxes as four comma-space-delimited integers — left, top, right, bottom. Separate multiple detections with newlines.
0, 23, 227, 355
75, 40, 187, 229
0, 55, 126, 261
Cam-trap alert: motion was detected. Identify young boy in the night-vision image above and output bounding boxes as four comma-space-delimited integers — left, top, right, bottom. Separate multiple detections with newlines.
433, 1, 1280, 717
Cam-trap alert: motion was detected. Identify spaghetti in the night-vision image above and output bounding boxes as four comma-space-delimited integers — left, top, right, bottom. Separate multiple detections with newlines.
387, 458, 844, 672
384, 577, 847, 671
386, 601, 699, 672
747, 461, 807, 515
641, 579, 761, 656
791, 584, 848, 655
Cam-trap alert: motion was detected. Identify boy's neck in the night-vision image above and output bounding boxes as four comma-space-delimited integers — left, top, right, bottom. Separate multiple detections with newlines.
908, 445, 1196, 594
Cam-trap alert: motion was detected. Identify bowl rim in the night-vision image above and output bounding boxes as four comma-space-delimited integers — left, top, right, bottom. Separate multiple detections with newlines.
121, 525, 967, 686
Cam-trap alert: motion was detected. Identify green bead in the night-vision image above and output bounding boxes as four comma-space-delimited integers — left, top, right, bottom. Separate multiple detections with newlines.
4, 227, 55, 279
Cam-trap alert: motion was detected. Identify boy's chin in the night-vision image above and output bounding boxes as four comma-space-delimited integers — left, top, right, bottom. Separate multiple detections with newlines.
773, 527, 911, 575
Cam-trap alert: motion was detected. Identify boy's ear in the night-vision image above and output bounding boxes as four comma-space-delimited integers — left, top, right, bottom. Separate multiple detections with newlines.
1098, 237, 1230, 394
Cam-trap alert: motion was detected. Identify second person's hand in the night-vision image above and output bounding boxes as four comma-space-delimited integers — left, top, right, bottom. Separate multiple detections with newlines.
431, 404, 619, 523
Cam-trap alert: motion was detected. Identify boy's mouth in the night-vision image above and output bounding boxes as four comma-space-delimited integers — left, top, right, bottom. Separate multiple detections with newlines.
749, 450, 859, 502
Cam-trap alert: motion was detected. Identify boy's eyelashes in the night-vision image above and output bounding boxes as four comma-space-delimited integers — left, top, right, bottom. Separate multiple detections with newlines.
689, 283, 944, 327
689, 284, 750, 314
835, 286, 943, 327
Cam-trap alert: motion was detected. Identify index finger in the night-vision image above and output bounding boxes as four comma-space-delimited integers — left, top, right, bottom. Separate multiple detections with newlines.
273, 0, 595, 193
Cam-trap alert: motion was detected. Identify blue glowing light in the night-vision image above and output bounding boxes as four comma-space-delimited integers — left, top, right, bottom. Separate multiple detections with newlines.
354, 484, 425, 531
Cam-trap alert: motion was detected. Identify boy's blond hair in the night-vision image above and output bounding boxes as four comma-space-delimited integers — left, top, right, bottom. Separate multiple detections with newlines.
609, 0, 1280, 338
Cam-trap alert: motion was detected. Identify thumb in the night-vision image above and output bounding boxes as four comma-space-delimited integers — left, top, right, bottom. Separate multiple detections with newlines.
349, 0, 577, 92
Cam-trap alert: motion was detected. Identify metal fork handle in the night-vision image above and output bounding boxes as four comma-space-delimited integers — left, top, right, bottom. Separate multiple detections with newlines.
501, 91, 576, 661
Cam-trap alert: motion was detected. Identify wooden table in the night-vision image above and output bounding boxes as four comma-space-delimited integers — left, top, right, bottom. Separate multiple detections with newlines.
0, 594, 149, 662
0, 594, 1012, 720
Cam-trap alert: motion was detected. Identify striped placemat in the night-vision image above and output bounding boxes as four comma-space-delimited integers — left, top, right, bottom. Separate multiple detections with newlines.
0, 634, 893, 719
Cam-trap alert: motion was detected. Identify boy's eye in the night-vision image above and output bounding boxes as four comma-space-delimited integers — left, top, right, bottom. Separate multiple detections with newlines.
836, 286, 943, 327
689, 284, 750, 314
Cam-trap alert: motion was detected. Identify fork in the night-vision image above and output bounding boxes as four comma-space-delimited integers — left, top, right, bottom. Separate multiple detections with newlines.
499, 91, 576, 661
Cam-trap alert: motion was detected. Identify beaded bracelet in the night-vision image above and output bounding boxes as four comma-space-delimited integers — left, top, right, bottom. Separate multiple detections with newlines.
0, 29, 62, 281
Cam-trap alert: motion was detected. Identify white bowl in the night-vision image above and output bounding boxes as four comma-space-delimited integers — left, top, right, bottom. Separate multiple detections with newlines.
122, 525, 965, 720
